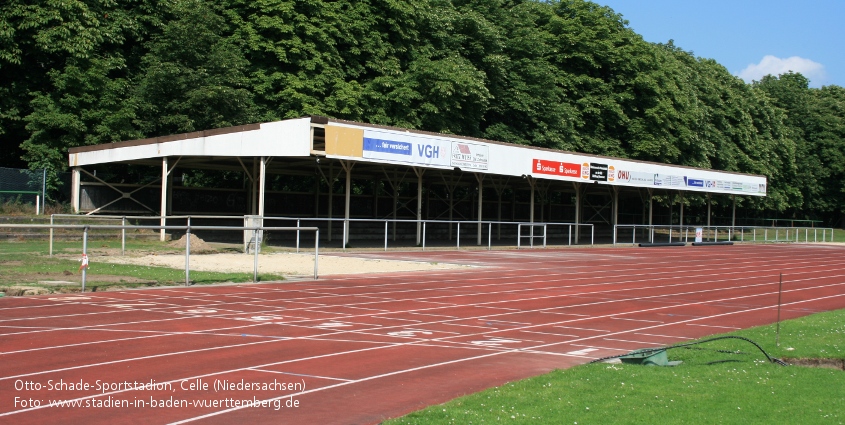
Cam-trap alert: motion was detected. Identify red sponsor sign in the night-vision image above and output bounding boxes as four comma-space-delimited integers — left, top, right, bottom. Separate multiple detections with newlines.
532, 159, 580, 177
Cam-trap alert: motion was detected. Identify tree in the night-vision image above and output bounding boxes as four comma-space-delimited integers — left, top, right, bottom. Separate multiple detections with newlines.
133, 0, 258, 136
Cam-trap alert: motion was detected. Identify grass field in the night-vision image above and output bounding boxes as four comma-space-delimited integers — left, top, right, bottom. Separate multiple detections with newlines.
387, 308, 845, 424
0, 239, 284, 295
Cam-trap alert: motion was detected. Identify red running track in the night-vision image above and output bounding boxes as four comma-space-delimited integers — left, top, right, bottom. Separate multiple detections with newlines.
1, 244, 844, 424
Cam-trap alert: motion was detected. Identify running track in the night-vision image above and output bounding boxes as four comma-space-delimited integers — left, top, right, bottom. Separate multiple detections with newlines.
2, 244, 844, 424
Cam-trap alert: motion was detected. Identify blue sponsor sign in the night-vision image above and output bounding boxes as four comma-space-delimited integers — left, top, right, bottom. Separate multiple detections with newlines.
685, 178, 704, 187
363, 138, 412, 156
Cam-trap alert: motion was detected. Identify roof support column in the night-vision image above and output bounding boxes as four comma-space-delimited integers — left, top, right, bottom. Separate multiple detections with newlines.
526, 175, 536, 242
414, 167, 425, 246
160, 157, 169, 241
679, 192, 685, 229
731, 195, 736, 229
612, 186, 619, 245
573, 182, 581, 243
475, 173, 485, 245
248, 158, 257, 214
258, 157, 269, 218
71, 168, 81, 213
340, 160, 354, 249
316, 162, 337, 242
648, 188, 654, 243
707, 193, 712, 228
527, 176, 536, 223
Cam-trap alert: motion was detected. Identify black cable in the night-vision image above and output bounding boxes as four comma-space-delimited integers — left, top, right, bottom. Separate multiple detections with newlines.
588, 335, 789, 366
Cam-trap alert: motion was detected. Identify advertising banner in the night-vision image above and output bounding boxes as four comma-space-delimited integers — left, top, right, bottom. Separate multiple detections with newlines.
654, 174, 685, 187
362, 130, 451, 167
532, 159, 581, 178
616, 170, 655, 186
589, 163, 609, 181
685, 177, 704, 188
451, 142, 489, 170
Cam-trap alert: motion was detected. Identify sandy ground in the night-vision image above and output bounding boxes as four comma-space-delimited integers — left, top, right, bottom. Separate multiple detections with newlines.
98, 251, 469, 277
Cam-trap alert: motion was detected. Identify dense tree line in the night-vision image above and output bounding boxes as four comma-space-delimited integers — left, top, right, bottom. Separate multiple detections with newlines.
1, 0, 843, 224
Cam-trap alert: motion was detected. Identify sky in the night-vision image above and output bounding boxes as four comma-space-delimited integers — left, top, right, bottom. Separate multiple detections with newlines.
597, 1, 844, 88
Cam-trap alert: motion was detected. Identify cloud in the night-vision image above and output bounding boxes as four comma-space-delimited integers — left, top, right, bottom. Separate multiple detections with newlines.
738, 56, 827, 86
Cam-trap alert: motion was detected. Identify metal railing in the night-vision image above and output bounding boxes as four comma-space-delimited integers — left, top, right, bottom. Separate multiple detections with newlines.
7, 223, 320, 290
48, 214, 597, 253
613, 224, 835, 245
267, 217, 594, 251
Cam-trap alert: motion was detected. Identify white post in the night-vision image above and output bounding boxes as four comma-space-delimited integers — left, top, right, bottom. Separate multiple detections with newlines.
71, 168, 81, 213
257, 157, 268, 253
258, 157, 268, 217
341, 160, 354, 248
160, 157, 168, 241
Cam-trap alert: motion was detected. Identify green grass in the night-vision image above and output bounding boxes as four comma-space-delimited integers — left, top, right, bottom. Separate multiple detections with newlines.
387, 309, 845, 424
0, 239, 285, 294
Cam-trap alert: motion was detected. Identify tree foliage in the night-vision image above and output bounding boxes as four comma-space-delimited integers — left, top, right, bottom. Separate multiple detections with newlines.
1, 0, 843, 223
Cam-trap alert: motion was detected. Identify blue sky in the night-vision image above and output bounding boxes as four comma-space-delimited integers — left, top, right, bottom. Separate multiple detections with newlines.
598, 1, 844, 88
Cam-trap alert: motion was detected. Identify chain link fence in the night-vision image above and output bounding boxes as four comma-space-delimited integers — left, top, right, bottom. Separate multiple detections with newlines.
0, 167, 46, 214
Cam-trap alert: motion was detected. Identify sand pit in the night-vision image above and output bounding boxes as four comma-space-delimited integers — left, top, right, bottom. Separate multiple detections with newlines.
98, 251, 468, 277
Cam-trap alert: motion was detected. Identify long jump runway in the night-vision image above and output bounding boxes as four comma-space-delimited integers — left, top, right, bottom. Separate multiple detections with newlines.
2, 244, 844, 424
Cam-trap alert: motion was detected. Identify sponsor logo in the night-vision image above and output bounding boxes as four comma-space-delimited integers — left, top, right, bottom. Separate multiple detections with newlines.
615, 170, 654, 185
685, 177, 704, 187
532, 159, 580, 177
451, 142, 489, 170
654, 174, 684, 187
363, 138, 412, 156
589, 163, 608, 181
417, 144, 440, 158
582, 162, 590, 179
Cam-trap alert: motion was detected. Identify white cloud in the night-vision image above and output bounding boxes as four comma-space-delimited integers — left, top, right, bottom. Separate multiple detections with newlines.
738, 55, 827, 86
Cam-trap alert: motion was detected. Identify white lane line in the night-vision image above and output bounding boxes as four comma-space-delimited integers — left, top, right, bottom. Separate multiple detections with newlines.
248, 368, 353, 382
602, 338, 665, 346
686, 324, 741, 330
168, 291, 845, 424
563, 348, 599, 356
7, 286, 842, 421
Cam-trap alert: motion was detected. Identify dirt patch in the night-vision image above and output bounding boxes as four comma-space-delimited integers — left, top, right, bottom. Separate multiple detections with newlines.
783, 358, 845, 370
169, 234, 218, 253
4, 286, 53, 296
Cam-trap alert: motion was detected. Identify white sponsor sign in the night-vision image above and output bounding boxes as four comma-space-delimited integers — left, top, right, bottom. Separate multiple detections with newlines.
654, 174, 685, 187
450, 142, 489, 170
615, 170, 655, 186
362, 129, 451, 167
